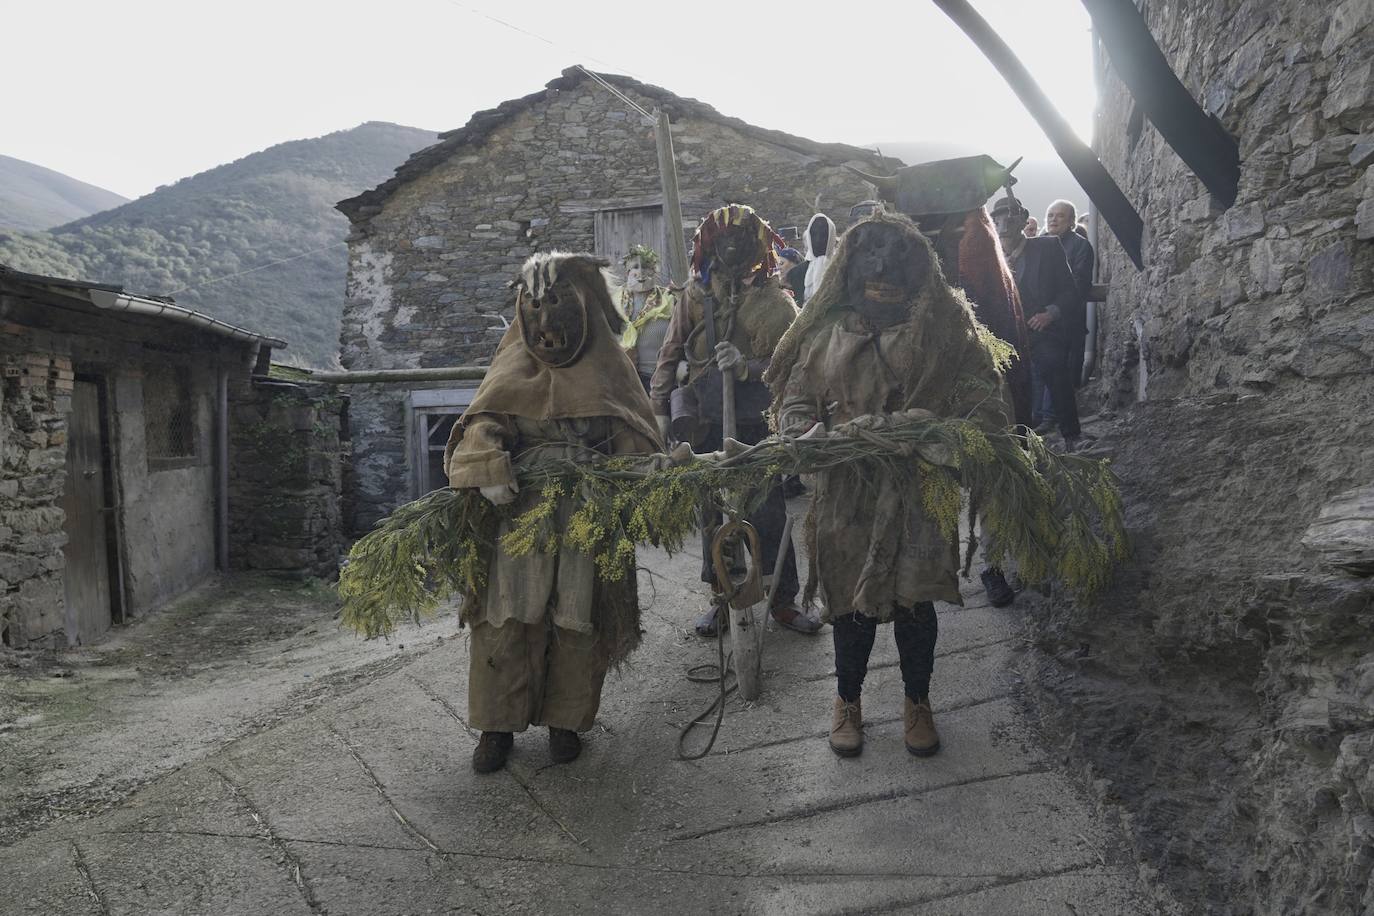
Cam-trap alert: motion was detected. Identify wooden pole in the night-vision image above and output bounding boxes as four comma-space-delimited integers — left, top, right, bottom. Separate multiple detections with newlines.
306, 366, 489, 384
652, 109, 690, 287
930, 0, 1145, 269
657, 107, 761, 697
1080, 0, 1238, 206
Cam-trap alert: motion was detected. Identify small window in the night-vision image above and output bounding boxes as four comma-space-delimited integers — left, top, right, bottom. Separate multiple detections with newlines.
144, 365, 199, 468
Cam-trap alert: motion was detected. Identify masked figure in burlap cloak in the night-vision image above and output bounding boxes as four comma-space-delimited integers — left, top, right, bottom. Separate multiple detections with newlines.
444, 252, 662, 774
766, 212, 1008, 759
650, 204, 820, 637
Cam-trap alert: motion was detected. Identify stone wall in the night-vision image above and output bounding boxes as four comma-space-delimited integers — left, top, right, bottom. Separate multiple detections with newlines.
0, 342, 72, 649
0, 288, 269, 647
229, 379, 345, 579
340, 77, 878, 530
1022, 2, 1374, 913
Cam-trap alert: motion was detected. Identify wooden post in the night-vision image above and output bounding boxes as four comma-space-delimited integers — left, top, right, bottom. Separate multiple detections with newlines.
659, 106, 762, 697
652, 108, 690, 287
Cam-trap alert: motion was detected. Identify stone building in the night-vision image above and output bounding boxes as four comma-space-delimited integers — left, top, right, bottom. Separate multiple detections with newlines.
1021, 2, 1374, 912
0, 266, 345, 648
336, 67, 897, 530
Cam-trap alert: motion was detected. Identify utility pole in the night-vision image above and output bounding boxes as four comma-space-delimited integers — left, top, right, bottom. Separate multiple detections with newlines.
653, 106, 760, 700
652, 108, 690, 286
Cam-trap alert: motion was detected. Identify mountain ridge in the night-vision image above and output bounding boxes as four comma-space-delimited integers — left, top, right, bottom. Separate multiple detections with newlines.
0, 122, 437, 367
0, 156, 130, 232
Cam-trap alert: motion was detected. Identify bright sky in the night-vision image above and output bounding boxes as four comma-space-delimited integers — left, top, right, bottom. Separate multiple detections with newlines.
7, 0, 1095, 200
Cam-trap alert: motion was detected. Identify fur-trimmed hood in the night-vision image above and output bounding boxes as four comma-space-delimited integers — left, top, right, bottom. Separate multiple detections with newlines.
765, 211, 1009, 423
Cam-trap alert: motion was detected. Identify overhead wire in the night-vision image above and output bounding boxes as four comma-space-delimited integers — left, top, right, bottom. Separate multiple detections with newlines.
166, 241, 347, 295
436, 0, 647, 82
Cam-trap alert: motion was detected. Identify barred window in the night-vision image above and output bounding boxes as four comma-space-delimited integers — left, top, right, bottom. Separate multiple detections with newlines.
144, 365, 199, 465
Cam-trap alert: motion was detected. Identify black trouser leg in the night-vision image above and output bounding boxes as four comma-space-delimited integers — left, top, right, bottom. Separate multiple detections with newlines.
1032, 343, 1081, 439
893, 602, 939, 702
832, 613, 878, 702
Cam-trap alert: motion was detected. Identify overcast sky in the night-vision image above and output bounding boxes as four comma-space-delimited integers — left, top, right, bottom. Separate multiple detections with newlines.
8, 0, 1095, 200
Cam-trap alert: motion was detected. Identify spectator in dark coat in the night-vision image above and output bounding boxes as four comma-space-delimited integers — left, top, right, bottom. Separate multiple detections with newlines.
1046, 199, 1094, 390
991, 195, 1083, 450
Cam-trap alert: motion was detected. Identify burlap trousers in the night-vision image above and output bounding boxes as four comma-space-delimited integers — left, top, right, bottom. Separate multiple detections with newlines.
468, 618, 609, 733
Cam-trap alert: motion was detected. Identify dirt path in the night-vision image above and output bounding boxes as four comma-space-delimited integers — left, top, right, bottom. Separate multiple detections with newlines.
0, 574, 461, 846
3, 544, 1171, 914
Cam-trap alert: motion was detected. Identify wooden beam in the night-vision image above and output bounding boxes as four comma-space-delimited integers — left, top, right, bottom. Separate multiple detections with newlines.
307, 367, 488, 384
653, 109, 692, 286
1081, 0, 1239, 207
930, 0, 1145, 269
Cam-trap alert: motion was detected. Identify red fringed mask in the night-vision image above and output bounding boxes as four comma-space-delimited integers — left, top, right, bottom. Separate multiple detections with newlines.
690, 204, 786, 287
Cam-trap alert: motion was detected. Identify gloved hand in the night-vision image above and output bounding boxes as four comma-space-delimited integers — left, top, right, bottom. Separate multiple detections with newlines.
675, 360, 690, 384
713, 341, 745, 378
479, 482, 518, 506
655, 414, 671, 444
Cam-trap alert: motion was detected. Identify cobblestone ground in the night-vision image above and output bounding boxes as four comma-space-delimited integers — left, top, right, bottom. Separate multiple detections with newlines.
2, 530, 1167, 915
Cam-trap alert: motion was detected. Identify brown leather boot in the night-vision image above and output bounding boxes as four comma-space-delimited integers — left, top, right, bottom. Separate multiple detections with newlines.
472, 731, 513, 773
829, 696, 864, 757
548, 727, 582, 764
904, 697, 941, 757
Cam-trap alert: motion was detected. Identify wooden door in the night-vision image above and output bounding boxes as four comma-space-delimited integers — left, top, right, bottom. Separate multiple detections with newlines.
594, 207, 668, 283
61, 379, 112, 645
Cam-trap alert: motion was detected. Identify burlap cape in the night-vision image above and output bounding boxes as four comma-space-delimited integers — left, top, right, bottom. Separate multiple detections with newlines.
456, 262, 662, 452
766, 211, 1007, 424
447, 255, 662, 668
764, 212, 1010, 615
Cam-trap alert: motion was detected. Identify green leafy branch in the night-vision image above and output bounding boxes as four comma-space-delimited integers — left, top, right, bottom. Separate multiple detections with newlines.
337, 413, 1128, 638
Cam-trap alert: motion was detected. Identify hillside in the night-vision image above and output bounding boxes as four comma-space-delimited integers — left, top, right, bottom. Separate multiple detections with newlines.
0, 155, 129, 231
0, 123, 437, 367
877, 142, 1086, 227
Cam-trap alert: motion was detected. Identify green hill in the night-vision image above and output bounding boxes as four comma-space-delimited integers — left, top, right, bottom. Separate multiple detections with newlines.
0, 122, 436, 367
0, 155, 130, 232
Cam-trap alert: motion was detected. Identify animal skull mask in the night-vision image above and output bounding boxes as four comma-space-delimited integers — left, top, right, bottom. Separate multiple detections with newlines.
510, 254, 610, 367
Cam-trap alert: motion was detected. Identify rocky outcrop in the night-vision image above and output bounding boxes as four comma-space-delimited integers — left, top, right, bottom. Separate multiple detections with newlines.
1024, 2, 1374, 910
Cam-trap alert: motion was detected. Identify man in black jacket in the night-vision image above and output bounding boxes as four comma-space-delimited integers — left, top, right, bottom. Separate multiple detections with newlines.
991, 195, 1083, 450
1046, 199, 1095, 391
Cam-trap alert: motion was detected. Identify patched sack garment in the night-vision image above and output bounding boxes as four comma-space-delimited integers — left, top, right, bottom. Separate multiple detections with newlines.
451, 415, 624, 634
768, 215, 1008, 624
441, 252, 662, 733
777, 318, 965, 617
446, 414, 647, 732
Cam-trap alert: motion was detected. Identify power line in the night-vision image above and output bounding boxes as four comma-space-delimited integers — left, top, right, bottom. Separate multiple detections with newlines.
437, 0, 645, 80
576, 65, 654, 123
166, 241, 347, 295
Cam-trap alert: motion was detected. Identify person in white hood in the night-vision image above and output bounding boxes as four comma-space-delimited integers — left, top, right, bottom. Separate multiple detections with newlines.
803, 212, 838, 302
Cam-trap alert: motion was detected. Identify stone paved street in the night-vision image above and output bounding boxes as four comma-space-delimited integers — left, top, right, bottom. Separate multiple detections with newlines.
2, 539, 1166, 916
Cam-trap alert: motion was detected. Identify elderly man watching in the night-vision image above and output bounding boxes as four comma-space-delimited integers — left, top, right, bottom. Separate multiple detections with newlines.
1044, 199, 1095, 402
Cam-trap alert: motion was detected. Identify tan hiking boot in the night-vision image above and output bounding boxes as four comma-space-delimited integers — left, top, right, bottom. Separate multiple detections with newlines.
829, 696, 864, 757
904, 697, 941, 757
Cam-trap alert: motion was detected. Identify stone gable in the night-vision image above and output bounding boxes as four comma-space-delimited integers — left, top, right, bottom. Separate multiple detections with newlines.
339, 76, 882, 529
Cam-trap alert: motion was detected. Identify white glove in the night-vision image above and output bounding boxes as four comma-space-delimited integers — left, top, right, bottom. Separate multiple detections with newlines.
479, 482, 518, 506
713, 341, 745, 378
675, 360, 690, 384
655, 414, 671, 443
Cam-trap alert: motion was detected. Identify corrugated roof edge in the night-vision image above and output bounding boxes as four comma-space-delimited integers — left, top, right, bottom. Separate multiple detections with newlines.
0, 264, 288, 349
336, 66, 905, 224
